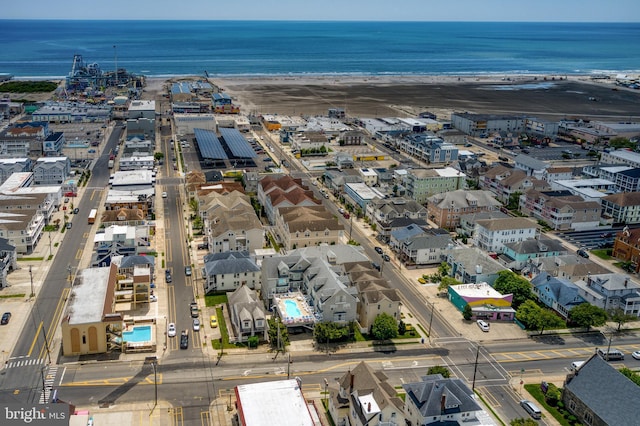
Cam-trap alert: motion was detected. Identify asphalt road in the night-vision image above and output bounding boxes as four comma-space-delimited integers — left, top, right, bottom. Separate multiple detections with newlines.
0, 126, 122, 404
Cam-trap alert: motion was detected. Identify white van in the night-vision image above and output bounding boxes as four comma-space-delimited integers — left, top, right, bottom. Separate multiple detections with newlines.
571, 361, 585, 371
520, 399, 541, 419
597, 348, 624, 361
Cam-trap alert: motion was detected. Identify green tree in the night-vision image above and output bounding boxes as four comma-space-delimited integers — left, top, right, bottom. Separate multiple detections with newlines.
154, 152, 165, 161
314, 322, 352, 343
534, 309, 564, 335
515, 300, 540, 328
438, 262, 451, 277
371, 313, 399, 341
398, 320, 406, 336
267, 318, 289, 349
609, 308, 637, 331
507, 191, 522, 210
544, 382, 562, 406
569, 303, 608, 330
619, 367, 640, 387
427, 365, 451, 378
494, 270, 534, 309
462, 304, 473, 321
438, 276, 461, 293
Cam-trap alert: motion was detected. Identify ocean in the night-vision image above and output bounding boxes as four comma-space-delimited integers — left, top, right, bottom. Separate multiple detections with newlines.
1, 20, 639, 78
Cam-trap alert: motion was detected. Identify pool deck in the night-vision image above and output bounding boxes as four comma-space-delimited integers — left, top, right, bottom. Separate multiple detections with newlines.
274, 292, 316, 326
122, 322, 157, 353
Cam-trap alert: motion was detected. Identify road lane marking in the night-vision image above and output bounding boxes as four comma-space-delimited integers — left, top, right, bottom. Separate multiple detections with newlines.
28, 321, 44, 357
75, 249, 83, 260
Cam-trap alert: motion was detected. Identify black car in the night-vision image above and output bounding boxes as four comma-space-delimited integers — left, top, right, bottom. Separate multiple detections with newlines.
1, 312, 11, 325
577, 249, 590, 259
165, 269, 172, 283
383, 254, 391, 262
374, 246, 384, 255
180, 331, 189, 349
73, 208, 79, 214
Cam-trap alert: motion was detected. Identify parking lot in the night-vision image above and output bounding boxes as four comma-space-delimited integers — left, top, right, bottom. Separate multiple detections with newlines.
558, 225, 640, 250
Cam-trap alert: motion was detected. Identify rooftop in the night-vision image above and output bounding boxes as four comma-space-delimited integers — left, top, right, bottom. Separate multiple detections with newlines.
235, 379, 315, 426
67, 267, 112, 325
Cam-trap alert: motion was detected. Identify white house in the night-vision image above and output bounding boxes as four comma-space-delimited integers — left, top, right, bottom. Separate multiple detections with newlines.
473, 217, 538, 253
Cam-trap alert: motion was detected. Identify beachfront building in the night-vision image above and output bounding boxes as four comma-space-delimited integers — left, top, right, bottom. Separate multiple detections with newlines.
426, 189, 501, 230
0, 159, 32, 185
32, 102, 111, 123
404, 167, 466, 204
450, 112, 527, 137
173, 113, 217, 134
600, 149, 640, 169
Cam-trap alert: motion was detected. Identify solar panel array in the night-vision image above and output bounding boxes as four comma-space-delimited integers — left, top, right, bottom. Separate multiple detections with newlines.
194, 128, 228, 160
219, 128, 257, 159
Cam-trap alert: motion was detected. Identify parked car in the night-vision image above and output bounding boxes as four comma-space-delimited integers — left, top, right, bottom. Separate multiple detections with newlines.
477, 319, 490, 332
577, 249, 590, 258
73, 207, 79, 214
162, 191, 167, 198
165, 269, 172, 283
180, 331, 189, 349
149, 294, 157, 302
192, 318, 200, 331
383, 254, 390, 262
520, 400, 541, 420
338, 208, 345, 214
374, 246, 384, 255
197, 243, 208, 250
185, 266, 192, 276
66, 222, 72, 229
167, 323, 177, 337
600, 232, 612, 238
210, 315, 218, 328
1, 312, 11, 325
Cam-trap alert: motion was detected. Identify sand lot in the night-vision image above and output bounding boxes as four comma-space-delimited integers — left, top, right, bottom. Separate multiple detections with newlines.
216, 75, 640, 120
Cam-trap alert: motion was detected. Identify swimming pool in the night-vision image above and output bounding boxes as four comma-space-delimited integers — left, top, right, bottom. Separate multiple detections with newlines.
284, 300, 302, 318
123, 325, 151, 343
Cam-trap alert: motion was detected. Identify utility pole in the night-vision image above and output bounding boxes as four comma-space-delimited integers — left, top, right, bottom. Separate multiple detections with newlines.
29, 265, 34, 298
428, 301, 435, 342
472, 344, 480, 391
48, 232, 52, 257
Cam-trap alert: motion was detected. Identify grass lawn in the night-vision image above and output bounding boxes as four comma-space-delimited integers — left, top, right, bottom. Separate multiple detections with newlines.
205, 293, 228, 307
590, 248, 612, 260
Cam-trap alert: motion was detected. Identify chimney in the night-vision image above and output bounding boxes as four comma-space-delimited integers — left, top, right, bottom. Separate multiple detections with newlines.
367, 402, 371, 412
440, 394, 446, 413
349, 371, 354, 391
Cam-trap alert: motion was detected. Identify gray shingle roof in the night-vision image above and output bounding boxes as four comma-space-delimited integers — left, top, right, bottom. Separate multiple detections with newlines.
403, 374, 481, 418
564, 354, 640, 425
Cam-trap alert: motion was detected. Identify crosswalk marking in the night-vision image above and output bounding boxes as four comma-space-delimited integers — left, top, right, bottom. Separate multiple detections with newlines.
5, 358, 44, 369
39, 365, 59, 404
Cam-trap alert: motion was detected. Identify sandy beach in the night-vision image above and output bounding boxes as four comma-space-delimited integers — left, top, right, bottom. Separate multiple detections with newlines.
151, 74, 640, 120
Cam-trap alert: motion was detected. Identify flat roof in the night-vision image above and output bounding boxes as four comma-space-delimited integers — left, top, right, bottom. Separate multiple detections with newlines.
236, 379, 314, 426
68, 267, 111, 325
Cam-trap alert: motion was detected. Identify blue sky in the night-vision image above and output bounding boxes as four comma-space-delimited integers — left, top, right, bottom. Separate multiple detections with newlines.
4, 0, 640, 21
